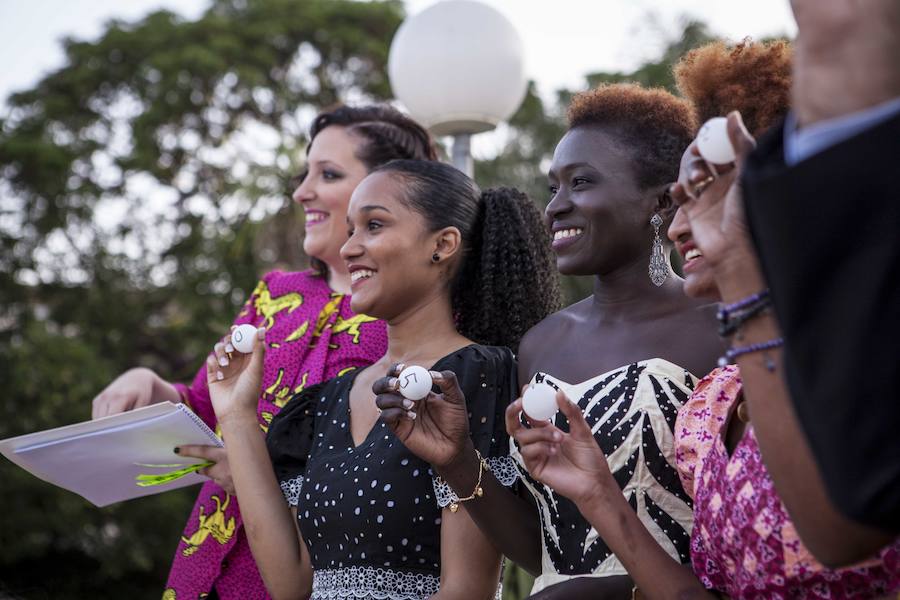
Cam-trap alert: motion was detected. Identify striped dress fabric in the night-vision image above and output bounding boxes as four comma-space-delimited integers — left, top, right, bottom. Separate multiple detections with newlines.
510, 358, 698, 594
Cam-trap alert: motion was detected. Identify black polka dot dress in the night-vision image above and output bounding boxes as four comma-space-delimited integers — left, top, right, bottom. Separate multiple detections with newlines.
267, 344, 519, 600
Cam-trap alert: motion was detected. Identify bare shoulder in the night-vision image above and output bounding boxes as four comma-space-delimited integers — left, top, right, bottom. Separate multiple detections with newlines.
517, 300, 589, 383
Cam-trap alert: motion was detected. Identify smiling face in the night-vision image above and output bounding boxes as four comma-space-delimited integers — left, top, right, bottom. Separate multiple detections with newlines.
340, 171, 458, 320
668, 142, 720, 301
546, 126, 664, 277
292, 126, 370, 270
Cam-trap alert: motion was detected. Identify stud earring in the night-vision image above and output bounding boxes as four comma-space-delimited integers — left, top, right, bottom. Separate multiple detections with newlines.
649, 213, 668, 286
431, 253, 440, 263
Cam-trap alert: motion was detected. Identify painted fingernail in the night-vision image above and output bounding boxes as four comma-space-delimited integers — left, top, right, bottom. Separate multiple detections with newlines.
218, 356, 229, 367
402, 399, 414, 410
173, 447, 180, 454
216, 371, 224, 381
225, 343, 235, 353
388, 377, 399, 390
407, 410, 417, 420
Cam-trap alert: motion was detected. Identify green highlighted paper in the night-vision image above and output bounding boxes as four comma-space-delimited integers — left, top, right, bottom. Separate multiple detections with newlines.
0, 402, 223, 506
135, 461, 215, 487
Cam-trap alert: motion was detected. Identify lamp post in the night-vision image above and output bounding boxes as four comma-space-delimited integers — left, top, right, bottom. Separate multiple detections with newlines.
388, 0, 527, 177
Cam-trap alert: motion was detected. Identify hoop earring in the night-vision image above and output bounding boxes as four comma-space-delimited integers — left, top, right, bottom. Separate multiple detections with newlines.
648, 213, 668, 287
431, 253, 440, 263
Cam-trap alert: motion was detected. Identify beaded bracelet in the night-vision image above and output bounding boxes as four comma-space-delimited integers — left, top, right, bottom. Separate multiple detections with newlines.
718, 337, 784, 369
717, 289, 772, 337
718, 289, 770, 319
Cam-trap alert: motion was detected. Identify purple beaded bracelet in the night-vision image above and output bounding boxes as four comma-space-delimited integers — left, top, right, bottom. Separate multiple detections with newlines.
718, 337, 784, 369
717, 289, 770, 322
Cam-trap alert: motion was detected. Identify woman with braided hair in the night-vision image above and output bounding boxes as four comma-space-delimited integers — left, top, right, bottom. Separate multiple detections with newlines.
203, 159, 560, 598
91, 104, 437, 599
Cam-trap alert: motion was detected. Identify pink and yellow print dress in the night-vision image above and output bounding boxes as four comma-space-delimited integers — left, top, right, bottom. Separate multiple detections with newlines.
164, 270, 387, 600
675, 365, 900, 599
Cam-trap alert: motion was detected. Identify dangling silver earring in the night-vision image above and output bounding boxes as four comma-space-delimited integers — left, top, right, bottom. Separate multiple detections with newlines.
649, 213, 668, 287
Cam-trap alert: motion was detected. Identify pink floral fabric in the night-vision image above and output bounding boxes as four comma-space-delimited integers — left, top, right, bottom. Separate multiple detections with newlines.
675, 366, 900, 599
163, 270, 387, 600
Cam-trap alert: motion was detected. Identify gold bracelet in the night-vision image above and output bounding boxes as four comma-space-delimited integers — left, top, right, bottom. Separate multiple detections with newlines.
440, 449, 489, 513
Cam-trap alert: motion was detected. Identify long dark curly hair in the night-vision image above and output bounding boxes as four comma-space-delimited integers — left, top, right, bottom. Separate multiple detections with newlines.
300, 104, 438, 276
373, 160, 561, 353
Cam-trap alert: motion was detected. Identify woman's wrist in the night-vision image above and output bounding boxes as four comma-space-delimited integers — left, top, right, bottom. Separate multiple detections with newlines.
573, 474, 618, 514
217, 408, 260, 431
150, 373, 183, 405
435, 439, 479, 489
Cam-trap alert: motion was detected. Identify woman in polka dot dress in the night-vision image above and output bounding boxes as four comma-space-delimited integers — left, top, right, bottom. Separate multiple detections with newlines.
204, 160, 560, 599
94, 105, 437, 600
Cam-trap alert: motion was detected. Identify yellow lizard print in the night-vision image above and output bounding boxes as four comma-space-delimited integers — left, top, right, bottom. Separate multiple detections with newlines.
284, 320, 309, 343
162, 590, 176, 600
264, 369, 309, 409
332, 314, 379, 344
260, 412, 273, 432
309, 294, 344, 344
259, 371, 309, 432
264, 368, 288, 403
180, 494, 236, 556
251, 280, 305, 330
293, 372, 309, 395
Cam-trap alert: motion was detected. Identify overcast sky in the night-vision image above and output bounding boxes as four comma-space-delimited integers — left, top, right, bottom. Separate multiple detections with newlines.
0, 0, 797, 106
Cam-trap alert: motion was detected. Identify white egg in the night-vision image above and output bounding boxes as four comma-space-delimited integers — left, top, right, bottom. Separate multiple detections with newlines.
231, 324, 259, 354
522, 382, 559, 421
397, 365, 432, 401
697, 117, 736, 164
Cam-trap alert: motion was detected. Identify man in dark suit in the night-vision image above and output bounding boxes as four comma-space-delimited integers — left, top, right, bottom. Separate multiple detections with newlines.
741, 0, 900, 565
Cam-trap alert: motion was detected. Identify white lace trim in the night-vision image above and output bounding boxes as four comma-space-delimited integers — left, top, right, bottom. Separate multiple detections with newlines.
280, 475, 303, 507
433, 455, 519, 508
310, 566, 440, 599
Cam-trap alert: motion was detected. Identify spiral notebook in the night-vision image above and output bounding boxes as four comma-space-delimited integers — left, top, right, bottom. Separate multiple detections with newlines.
0, 402, 223, 507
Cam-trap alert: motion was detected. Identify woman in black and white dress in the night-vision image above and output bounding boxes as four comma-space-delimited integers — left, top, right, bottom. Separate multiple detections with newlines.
376, 84, 724, 599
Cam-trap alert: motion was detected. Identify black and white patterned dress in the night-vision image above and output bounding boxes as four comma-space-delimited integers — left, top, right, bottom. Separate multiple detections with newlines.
266, 344, 519, 600
510, 358, 697, 594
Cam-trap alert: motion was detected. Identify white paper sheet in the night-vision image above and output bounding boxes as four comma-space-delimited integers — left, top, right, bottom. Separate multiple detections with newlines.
0, 402, 223, 506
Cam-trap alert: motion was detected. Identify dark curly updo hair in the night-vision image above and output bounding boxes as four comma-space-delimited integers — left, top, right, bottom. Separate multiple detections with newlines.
373, 160, 561, 352
301, 104, 438, 276
674, 39, 792, 137
567, 83, 697, 190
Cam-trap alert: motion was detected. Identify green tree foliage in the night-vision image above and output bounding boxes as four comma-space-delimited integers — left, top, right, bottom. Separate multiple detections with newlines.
0, 2, 720, 597
0, 1, 404, 597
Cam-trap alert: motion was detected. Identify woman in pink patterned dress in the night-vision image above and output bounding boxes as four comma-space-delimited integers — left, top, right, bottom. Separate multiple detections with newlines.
91, 105, 436, 600
508, 41, 900, 599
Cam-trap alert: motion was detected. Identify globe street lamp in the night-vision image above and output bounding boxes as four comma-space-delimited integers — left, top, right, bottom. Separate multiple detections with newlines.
388, 0, 527, 177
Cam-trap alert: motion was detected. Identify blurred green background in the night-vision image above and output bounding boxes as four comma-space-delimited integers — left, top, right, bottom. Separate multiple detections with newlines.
0, 0, 735, 597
